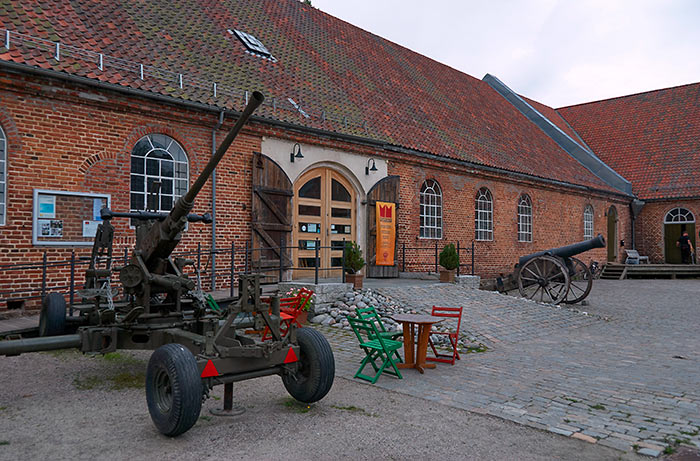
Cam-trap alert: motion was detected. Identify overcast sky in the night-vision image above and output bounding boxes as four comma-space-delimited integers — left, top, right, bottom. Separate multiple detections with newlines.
310, 0, 700, 108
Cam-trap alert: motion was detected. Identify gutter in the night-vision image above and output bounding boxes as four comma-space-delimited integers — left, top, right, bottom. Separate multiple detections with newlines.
211, 111, 225, 289
1, 61, 633, 200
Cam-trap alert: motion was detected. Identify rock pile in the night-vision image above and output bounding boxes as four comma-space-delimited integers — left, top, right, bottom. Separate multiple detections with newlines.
310, 288, 483, 353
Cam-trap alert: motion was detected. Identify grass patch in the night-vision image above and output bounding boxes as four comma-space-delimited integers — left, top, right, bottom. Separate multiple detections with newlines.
563, 397, 579, 403
0, 406, 6, 412
41, 349, 81, 360
0, 441, 9, 446
680, 429, 699, 436
199, 415, 212, 422
73, 371, 144, 390
588, 403, 606, 411
101, 352, 144, 366
283, 398, 313, 414
632, 444, 639, 452
331, 404, 377, 417
464, 344, 488, 353
211, 395, 221, 401
664, 446, 676, 455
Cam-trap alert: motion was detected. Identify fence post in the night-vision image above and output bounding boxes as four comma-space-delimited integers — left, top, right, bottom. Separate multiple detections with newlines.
471, 240, 475, 276
456, 241, 460, 277
230, 240, 235, 297
244, 240, 249, 274
69, 250, 76, 315
435, 241, 438, 273
314, 238, 320, 285
341, 238, 346, 283
402, 242, 406, 272
41, 251, 48, 300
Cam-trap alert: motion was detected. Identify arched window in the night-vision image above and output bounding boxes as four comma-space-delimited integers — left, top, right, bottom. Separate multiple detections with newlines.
130, 134, 189, 213
419, 179, 442, 239
517, 194, 532, 242
664, 207, 695, 223
475, 187, 493, 241
583, 205, 594, 239
0, 125, 6, 226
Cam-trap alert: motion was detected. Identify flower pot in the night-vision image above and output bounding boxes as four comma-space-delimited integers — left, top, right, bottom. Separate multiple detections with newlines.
439, 269, 455, 283
346, 273, 364, 289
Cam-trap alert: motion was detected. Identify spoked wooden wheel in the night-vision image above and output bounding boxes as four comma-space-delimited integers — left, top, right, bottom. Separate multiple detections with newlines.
518, 255, 570, 304
563, 257, 593, 304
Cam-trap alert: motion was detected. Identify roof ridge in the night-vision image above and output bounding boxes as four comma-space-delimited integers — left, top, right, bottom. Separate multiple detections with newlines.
556, 80, 700, 110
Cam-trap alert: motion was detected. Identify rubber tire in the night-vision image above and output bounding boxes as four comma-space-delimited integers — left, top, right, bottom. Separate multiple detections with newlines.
39, 293, 66, 337
282, 327, 335, 403
146, 344, 203, 437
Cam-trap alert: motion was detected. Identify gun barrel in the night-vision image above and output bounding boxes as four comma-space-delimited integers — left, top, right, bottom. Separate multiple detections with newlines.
0, 334, 82, 356
518, 234, 606, 267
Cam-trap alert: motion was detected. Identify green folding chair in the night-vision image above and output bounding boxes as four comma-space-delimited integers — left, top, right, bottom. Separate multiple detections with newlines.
347, 317, 403, 384
355, 306, 403, 363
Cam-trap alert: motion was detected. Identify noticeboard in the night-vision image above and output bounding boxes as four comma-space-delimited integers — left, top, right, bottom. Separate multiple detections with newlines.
32, 189, 111, 246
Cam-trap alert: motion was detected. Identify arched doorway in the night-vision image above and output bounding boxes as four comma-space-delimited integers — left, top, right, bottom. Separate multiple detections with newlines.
664, 207, 696, 263
293, 167, 356, 279
607, 206, 618, 262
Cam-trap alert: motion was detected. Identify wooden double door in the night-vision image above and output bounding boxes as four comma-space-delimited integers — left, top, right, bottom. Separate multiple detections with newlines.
293, 168, 356, 278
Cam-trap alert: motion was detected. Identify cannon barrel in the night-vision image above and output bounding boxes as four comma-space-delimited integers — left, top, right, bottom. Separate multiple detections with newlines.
0, 334, 82, 356
518, 234, 606, 267
138, 91, 264, 266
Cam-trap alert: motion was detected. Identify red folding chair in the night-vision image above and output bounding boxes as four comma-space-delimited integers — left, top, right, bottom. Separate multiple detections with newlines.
427, 306, 463, 365
262, 288, 314, 341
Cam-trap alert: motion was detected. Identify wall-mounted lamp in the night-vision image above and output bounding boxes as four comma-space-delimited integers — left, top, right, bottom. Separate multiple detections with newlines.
290, 143, 304, 163
365, 158, 378, 175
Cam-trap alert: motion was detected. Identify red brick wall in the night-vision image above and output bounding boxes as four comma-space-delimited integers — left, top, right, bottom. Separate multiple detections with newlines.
0, 70, 634, 310
390, 161, 632, 278
635, 200, 700, 263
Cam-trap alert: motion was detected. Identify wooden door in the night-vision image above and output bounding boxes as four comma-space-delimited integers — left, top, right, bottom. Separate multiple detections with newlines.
251, 153, 293, 279
293, 168, 356, 279
665, 223, 695, 263
367, 176, 400, 278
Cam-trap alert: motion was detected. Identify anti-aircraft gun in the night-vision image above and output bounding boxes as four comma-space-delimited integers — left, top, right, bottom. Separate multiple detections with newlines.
0, 91, 335, 437
496, 234, 606, 304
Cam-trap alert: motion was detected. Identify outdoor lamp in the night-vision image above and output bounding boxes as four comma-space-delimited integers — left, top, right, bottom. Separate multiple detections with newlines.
365, 158, 378, 175
290, 143, 303, 163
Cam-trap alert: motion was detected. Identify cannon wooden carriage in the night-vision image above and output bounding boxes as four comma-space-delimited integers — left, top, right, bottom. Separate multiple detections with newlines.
496, 235, 606, 304
0, 91, 335, 437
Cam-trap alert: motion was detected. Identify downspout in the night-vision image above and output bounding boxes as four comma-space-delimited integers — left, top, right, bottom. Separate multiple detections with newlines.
211, 111, 225, 289
630, 199, 645, 250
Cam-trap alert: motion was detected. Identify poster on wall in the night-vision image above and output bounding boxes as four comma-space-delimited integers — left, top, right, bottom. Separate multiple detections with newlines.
375, 201, 396, 266
38, 219, 63, 237
38, 195, 56, 218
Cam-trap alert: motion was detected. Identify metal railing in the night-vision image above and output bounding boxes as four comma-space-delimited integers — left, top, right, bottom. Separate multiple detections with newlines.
0, 239, 476, 312
399, 241, 475, 276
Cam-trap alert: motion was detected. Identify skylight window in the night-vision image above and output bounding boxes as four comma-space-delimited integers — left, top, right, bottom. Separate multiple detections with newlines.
228, 29, 276, 62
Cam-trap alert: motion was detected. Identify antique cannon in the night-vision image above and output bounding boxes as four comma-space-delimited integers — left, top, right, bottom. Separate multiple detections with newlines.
497, 234, 606, 304
0, 91, 335, 437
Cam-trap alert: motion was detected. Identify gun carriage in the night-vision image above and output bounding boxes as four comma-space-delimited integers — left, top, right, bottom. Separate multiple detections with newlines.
497, 235, 606, 304
0, 91, 335, 437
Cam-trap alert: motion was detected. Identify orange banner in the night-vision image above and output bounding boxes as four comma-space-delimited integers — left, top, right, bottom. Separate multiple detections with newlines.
375, 201, 395, 266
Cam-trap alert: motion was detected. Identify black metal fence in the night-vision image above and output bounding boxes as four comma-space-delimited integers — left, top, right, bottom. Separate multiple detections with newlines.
0, 239, 476, 312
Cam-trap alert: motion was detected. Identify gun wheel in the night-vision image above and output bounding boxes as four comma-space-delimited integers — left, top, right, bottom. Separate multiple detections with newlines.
39, 293, 66, 336
146, 344, 202, 437
563, 257, 593, 304
282, 327, 335, 403
518, 255, 570, 304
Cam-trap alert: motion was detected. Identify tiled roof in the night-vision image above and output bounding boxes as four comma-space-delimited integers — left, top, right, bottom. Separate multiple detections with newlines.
0, 0, 619, 193
557, 83, 700, 200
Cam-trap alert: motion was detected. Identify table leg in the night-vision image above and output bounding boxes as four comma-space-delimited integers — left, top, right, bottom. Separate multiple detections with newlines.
397, 322, 416, 369
415, 324, 437, 373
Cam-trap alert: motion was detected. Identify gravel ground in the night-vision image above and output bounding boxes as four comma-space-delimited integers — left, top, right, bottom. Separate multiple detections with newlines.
0, 348, 642, 460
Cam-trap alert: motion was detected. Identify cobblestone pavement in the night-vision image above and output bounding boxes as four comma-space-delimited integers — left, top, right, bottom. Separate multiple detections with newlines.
322, 279, 700, 457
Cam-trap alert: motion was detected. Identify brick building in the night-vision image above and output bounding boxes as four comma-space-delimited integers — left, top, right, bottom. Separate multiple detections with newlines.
0, 1, 695, 310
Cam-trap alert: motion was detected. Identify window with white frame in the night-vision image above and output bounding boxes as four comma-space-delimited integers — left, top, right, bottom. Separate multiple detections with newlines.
130, 134, 188, 214
0, 125, 6, 226
517, 194, 532, 242
419, 179, 442, 239
664, 207, 695, 224
583, 205, 594, 239
475, 187, 493, 241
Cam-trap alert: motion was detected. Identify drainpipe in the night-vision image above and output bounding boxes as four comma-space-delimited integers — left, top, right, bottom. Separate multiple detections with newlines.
211, 111, 225, 289
630, 199, 645, 250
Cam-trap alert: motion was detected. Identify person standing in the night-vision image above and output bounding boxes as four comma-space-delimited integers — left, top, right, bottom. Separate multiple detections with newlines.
676, 230, 694, 264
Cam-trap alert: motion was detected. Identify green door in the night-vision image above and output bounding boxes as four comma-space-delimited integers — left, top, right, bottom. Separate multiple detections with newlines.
665, 223, 696, 263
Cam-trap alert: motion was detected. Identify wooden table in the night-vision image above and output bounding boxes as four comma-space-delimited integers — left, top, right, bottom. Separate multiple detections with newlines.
391, 313, 444, 374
